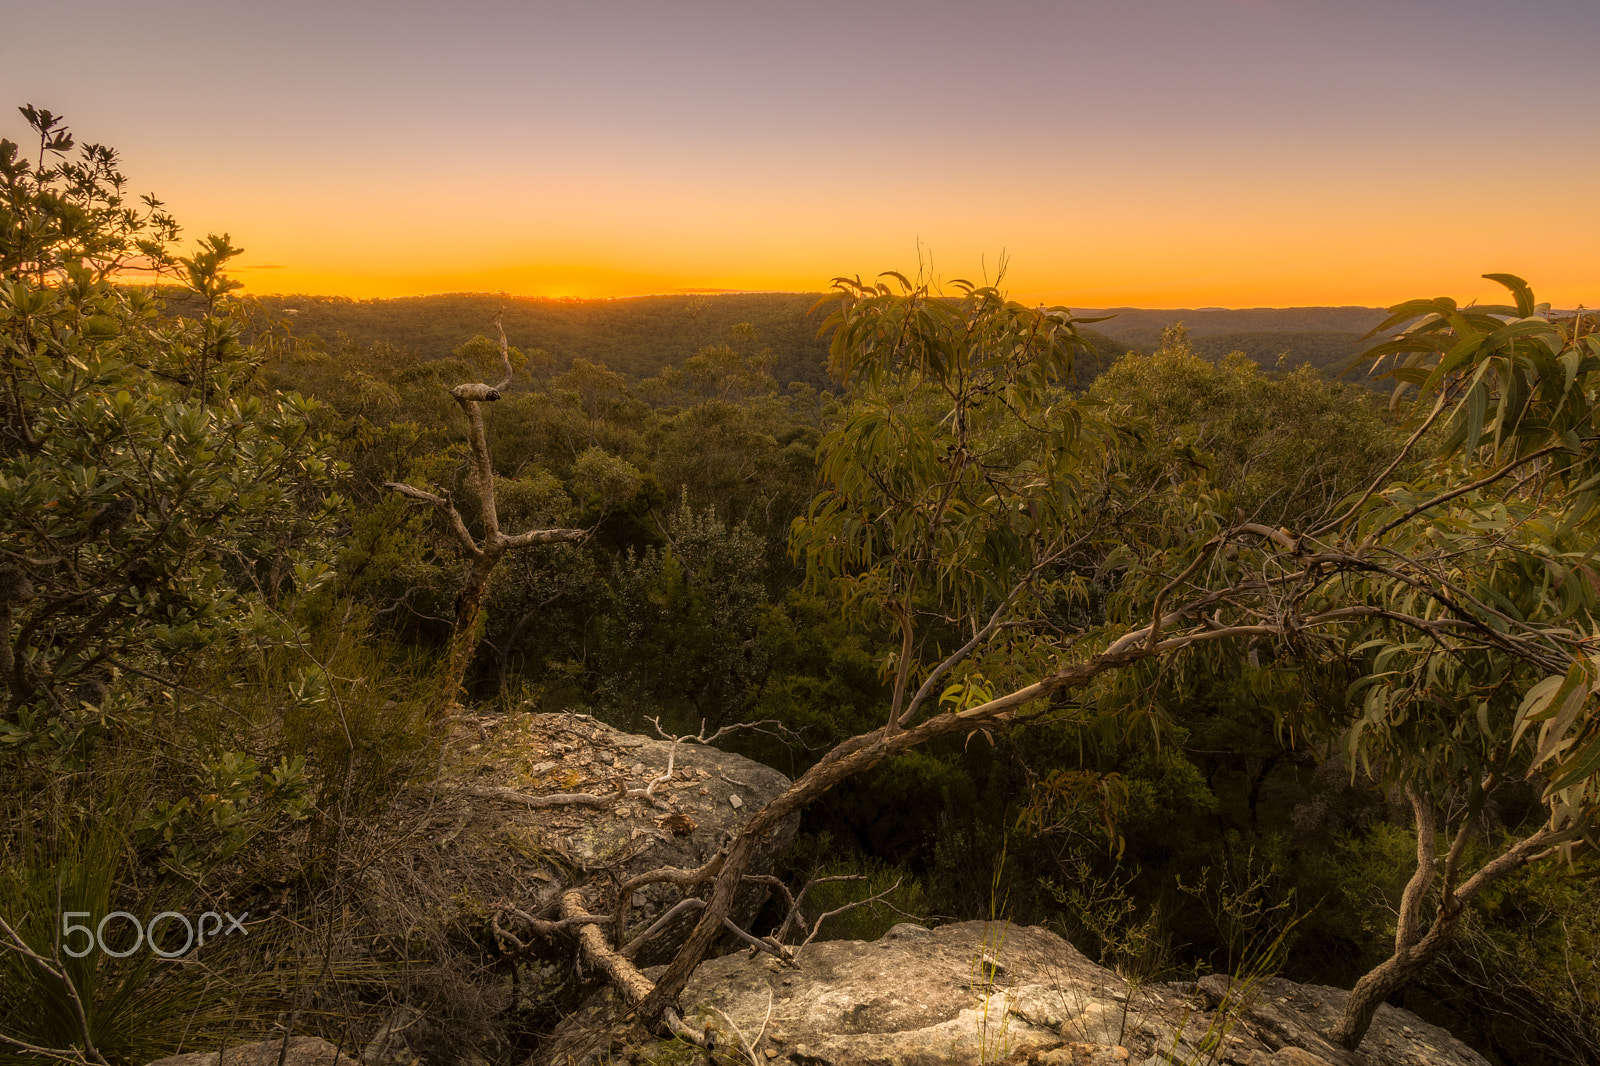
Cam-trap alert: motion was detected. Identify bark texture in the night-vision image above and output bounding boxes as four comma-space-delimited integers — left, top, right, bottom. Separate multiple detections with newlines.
1330, 792, 1563, 1051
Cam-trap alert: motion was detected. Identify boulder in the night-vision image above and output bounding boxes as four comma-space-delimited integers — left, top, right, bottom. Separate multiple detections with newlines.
359, 711, 798, 966
545, 921, 1490, 1066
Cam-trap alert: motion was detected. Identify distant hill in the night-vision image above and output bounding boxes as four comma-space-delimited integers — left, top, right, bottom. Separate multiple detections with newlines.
246, 291, 1131, 390
1074, 306, 1390, 382
1074, 306, 1388, 345
1186, 331, 1375, 380
237, 293, 1390, 388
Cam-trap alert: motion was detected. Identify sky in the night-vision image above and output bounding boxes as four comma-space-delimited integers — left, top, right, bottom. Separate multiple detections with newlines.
5, 0, 1597, 307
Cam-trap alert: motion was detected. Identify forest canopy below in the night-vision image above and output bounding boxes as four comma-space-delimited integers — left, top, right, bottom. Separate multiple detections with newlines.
226, 291, 1392, 389
4, 105, 1599, 1066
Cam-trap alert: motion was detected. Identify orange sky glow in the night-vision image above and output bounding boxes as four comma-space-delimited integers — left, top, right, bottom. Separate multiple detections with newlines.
7, 0, 1596, 310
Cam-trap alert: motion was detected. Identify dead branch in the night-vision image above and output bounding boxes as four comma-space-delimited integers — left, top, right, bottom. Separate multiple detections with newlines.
492, 904, 611, 958
490, 310, 515, 392
646, 714, 810, 752
559, 888, 710, 1050
384, 317, 587, 712
710, 991, 774, 1066
795, 876, 913, 958
741, 873, 806, 942
562, 889, 654, 1006
621, 898, 711, 959
0, 914, 110, 1066
614, 853, 727, 944
614, 897, 791, 964
432, 783, 610, 810
719, 918, 794, 963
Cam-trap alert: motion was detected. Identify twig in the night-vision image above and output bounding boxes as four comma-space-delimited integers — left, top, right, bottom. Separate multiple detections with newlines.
431, 783, 610, 810
719, 918, 794, 963
795, 876, 914, 958
493, 905, 610, 954
621, 898, 708, 959
614, 853, 727, 943
0, 915, 110, 1066
710, 991, 775, 1066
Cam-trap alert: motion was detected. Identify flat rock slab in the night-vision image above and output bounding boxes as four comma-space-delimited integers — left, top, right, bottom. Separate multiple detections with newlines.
546, 922, 1490, 1066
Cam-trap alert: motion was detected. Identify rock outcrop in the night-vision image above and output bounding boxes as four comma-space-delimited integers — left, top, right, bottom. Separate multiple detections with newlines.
362, 711, 798, 965
546, 921, 1490, 1066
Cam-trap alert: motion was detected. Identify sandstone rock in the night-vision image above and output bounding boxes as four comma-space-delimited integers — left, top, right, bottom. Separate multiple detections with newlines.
1226, 977, 1487, 1066
545, 921, 1491, 1066
1257, 1049, 1338, 1066
147, 1036, 360, 1066
363, 710, 798, 968
1030, 1045, 1131, 1065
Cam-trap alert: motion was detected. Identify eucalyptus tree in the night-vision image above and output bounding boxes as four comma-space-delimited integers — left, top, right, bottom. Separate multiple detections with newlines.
532, 271, 1600, 1059
1317, 280, 1600, 1047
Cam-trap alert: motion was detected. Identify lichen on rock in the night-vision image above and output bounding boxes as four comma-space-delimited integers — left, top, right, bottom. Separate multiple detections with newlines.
544, 921, 1491, 1066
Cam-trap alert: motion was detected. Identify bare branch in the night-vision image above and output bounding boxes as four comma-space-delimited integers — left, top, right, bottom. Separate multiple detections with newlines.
1362, 443, 1566, 548
432, 783, 610, 810
900, 591, 1018, 726
383, 480, 482, 557
1395, 781, 1436, 956
615, 853, 727, 943
498, 526, 587, 550
719, 918, 794, 963
0, 914, 110, 1066
795, 876, 913, 958
1308, 388, 1450, 539
491, 310, 515, 393
1236, 522, 1301, 551
455, 399, 499, 540
1451, 825, 1567, 907
493, 905, 610, 954
561, 889, 655, 1007
383, 480, 447, 508
621, 898, 708, 959
1146, 536, 1223, 649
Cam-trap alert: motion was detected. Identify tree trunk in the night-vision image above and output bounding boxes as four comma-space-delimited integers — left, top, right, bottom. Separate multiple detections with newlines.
1330, 810, 1563, 1051
437, 552, 498, 715
1332, 905, 1463, 1049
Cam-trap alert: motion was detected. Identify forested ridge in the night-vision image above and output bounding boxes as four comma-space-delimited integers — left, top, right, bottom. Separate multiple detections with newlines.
4, 107, 1599, 1066
226, 292, 1382, 390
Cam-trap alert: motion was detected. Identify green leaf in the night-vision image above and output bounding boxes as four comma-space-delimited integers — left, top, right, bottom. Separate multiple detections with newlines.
1483, 273, 1536, 319
1465, 379, 1487, 457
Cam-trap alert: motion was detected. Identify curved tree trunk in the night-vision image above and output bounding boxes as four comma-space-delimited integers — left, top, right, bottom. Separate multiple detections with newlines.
634, 642, 1158, 1027
1330, 785, 1562, 1051
1332, 903, 1464, 1049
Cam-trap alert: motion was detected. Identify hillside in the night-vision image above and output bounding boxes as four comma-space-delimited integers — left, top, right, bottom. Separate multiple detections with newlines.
249, 291, 839, 388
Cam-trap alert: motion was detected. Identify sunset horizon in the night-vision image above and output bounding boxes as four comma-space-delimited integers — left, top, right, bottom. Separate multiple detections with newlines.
7, 0, 1595, 311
